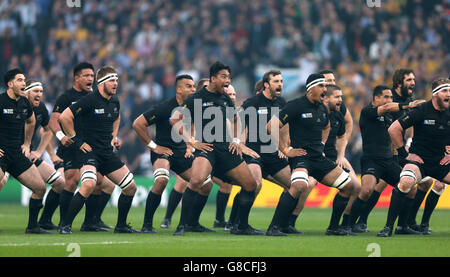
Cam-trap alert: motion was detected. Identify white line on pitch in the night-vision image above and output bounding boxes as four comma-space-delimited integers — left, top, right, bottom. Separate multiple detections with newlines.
0, 241, 135, 247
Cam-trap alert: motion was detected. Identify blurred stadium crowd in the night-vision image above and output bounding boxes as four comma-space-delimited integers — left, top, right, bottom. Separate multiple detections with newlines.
0, 0, 449, 174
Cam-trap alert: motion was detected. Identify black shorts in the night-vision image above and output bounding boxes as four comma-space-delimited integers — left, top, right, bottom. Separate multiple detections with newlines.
0, 148, 33, 178
361, 156, 402, 186
289, 155, 337, 181
406, 158, 450, 182
150, 147, 193, 175
325, 154, 350, 173
195, 142, 244, 179
244, 152, 289, 179
79, 148, 124, 176
59, 145, 83, 171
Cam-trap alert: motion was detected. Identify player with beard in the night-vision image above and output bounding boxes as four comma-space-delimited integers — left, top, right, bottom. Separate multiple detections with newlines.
391, 69, 444, 234
0, 69, 50, 234
348, 85, 424, 235
378, 78, 450, 237
49, 62, 115, 231
231, 69, 293, 236
354, 69, 439, 234
288, 70, 361, 235
267, 73, 356, 236
23, 79, 66, 229
58, 66, 138, 234
170, 61, 260, 236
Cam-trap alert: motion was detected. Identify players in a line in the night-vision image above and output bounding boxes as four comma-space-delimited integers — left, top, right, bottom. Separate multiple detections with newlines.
133, 74, 215, 234
348, 85, 425, 235
58, 66, 138, 234
171, 61, 260, 235
49, 62, 117, 232
377, 78, 450, 237
0, 69, 50, 234
288, 70, 361, 235
267, 73, 357, 236
1, 79, 66, 226
353, 69, 444, 234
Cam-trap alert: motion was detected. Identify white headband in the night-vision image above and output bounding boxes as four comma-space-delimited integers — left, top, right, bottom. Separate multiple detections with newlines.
97, 73, 118, 85
25, 82, 43, 92
306, 78, 326, 91
432, 83, 450, 95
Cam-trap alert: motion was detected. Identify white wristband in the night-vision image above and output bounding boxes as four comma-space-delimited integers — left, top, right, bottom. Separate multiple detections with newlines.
406, 138, 412, 147
56, 131, 65, 141
232, 138, 241, 144
147, 140, 157, 150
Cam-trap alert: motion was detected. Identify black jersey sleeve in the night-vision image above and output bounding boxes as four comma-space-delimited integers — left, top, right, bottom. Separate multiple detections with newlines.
337, 114, 346, 137
398, 106, 424, 130
360, 105, 379, 120
52, 93, 70, 113
340, 103, 347, 116
143, 105, 163, 126
278, 100, 298, 125
40, 104, 50, 127
69, 95, 93, 117
25, 100, 33, 119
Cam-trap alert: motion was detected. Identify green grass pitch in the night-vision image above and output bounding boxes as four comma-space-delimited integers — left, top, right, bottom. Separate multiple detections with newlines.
0, 204, 449, 257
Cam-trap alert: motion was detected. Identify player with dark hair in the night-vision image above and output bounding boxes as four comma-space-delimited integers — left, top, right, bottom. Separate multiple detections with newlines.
49, 62, 115, 231
0, 69, 50, 234
354, 69, 437, 234
133, 74, 214, 233
170, 61, 260, 236
231, 69, 293, 236
58, 66, 138, 234
378, 78, 450, 237
288, 70, 360, 234
348, 85, 424, 234
159, 77, 211, 229
253, 79, 264, 95
267, 73, 356, 235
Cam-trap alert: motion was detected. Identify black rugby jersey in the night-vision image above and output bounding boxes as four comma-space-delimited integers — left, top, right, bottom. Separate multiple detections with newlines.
69, 90, 120, 151
22, 102, 50, 150
279, 95, 329, 157
143, 97, 185, 150
240, 92, 286, 154
0, 92, 34, 150
391, 90, 413, 121
182, 87, 235, 144
324, 110, 346, 160
398, 100, 450, 161
53, 88, 90, 136
359, 104, 394, 159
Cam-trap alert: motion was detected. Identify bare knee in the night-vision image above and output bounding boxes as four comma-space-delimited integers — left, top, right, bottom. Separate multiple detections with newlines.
359, 186, 372, 201
433, 181, 446, 194
199, 181, 213, 196
65, 172, 80, 192
34, 182, 47, 198
219, 182, 232, 194
289, 181, 308, 198
151, 178, 168, 195
122, 182, 137, 196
